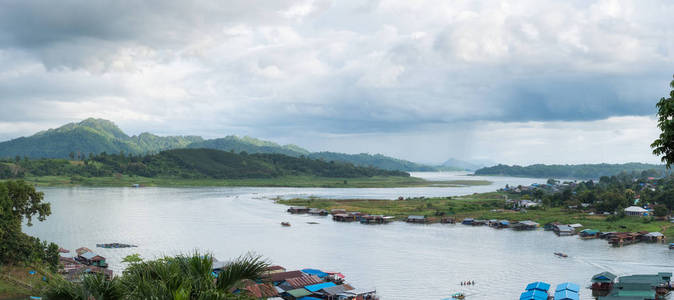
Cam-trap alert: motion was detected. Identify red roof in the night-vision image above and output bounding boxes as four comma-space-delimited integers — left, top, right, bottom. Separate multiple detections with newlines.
267, 270, 304, 282
285, 275, 323, 288
244, 283, 279, 298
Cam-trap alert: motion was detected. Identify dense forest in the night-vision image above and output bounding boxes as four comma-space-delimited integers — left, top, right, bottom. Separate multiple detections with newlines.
0, 118, 436, 171
475, 163, 666, 179
0, 148, 409, 180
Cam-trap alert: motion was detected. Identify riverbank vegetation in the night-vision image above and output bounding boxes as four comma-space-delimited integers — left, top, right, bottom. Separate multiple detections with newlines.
0, 149, 491, 187
474, 163, 665, 179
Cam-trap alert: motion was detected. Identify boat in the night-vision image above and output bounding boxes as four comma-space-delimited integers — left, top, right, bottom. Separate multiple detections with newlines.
281, 222, 291, 227
451, 292, 465, 299
96, 243, 137, 248
669, 243, 674, 249
554, 252, 568, 258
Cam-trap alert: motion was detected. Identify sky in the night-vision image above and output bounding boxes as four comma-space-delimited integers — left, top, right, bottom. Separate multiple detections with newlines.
0, 0, 673, 165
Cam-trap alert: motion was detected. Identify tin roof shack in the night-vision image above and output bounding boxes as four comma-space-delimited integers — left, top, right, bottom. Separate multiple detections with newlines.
520, 281, 550, 300
266, 270, 305, 284
265, 265, 287, 274
617, 273, 672, 297
641, 232, 665, 243
406, 215, 428, 224
333, 213, 356, 222
320, 284, 355, 300
360, 215, 394, 224
554, 282, 580, 300
554, 224, 576, 236
608, 232, 641, 247
283, 288, 312, 299
471, 219, 487, 226
592, 271, 617, 296
58, 256, 82, 274
308, 208, 328, 216
76, 251, 108, 268
240, 282, 279, 299
340, 287, 378, 300
461, 218, 474, 225
512, 220, 539, 231
330, 209, 346, 215
580, 229, 600, 239
278, 275, 324, 291
497, 220, 510, 228
440, 217, 456, 224
624, 206, 648, 217
287, 206, 310, 214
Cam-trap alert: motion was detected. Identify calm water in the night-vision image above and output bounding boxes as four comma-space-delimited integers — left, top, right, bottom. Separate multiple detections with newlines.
23, 172, 674, 299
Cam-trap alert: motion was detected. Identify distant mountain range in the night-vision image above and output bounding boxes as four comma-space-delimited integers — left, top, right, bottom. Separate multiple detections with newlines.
441, 158, 495, 171
0, 118, 437, 171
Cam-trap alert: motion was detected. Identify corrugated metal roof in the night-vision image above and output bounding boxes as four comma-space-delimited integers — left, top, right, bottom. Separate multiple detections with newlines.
302, 269, 328, 278
244, 283, 279, 298
269, 270, 304, 282
553, 290, 579, 300
80, 252, 96, 260
592, 272, 617, 282
304, 282, 336, 292
525, 281, 551, 292
285, 275, 323, 288
285, 288, 312, 297
320, 284, 354, 295
407, 215, 425, 219
520, 289, 548, 300
555, 282, 580, 293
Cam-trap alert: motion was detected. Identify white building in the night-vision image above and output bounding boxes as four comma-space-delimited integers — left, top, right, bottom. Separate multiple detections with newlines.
624, 206, 648, 217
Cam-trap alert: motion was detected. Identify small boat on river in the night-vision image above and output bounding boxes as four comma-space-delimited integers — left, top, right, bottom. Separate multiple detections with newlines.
451, 292, 465, 299
554, 252, 568, 258
281, 222, 291, 227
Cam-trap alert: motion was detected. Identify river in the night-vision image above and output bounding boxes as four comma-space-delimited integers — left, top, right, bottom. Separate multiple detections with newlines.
22, 172, 674, 299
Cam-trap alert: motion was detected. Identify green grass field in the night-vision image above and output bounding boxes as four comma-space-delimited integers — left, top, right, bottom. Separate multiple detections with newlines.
277, 192, 674, 240
11, 175, 491, 188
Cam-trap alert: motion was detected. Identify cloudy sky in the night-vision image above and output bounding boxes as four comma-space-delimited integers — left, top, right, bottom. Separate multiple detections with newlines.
1, 0, 673, 165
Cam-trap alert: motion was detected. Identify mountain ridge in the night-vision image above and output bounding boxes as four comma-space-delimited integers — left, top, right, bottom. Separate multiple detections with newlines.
0, 118, 434, 171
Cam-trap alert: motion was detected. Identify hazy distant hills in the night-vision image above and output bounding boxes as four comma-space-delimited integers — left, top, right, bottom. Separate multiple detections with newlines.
0, 118, 435, 171
441, 158, 495, 171
474, 163, 666, 179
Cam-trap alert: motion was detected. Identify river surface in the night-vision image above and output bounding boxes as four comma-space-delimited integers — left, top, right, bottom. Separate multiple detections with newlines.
22, 172, 674, 299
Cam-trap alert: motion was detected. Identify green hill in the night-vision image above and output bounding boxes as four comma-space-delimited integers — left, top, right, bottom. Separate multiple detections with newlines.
2, 148, 409, 180
0, 118, 434, 171
474, 163, 666, 179
0, 118, 202, 158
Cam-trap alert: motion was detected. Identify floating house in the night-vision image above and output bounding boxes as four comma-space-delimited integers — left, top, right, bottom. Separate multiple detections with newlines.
359, 215, 394, 224
279, 275, 324, 290
608, 232, 642, 247
283, 288, 312, 299
580, 229, 600, 239
592, 271, 617, 295
265, 265, 287, 274
308, 208, 329, 216
440, 217, 456, 224
241, 282, 279, 299
553, 224, 576, 236
512, 220, 539, 231
554, 282, 580, 300
320, 283, 355, 300
472, 219, 487, 226
76, 251, 108, 268
461, 218, 474, 225
641, 232, 665, 243
406, 215, 428, 223
332, 213, 356, 222
520, 281, 550, 300
330, 209, 347, 215
287, 206, 310, 214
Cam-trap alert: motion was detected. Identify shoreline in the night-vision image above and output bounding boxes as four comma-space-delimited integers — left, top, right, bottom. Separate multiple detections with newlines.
5, 175, 492, 188
275, 192, 674, 243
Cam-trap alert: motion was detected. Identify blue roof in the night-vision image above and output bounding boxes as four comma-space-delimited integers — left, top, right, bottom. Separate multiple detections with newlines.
525, 281, 551, 292
554, 290, 579, 300
555, 282, 580, 293
298, 297, 323, 300
500, 220, 510, 225
304, 282, 336, 292
302, 268, 328, 278
520, 290, 548, 300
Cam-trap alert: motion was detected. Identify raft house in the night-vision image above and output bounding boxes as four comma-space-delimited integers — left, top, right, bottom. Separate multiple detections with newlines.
287, 206, 310, 214
519, 281, 550, 300
580, 229, 600, 239
595, 272, 672, 300
360, 215, 394, 224
512, 220, 539, 231
406, 215, 428, 224
553, 224, 576, 236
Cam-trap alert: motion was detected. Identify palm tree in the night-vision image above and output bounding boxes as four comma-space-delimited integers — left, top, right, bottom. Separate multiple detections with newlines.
44, 252, 269, 299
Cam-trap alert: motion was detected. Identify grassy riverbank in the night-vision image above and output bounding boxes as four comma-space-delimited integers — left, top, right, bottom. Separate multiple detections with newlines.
13, 175, 491, 188
0, 265, 50, 299
277, 192, 674, 240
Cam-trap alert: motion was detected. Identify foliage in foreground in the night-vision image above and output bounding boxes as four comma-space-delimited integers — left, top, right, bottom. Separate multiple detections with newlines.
43, 252, 268, 300
0, 180, 59, 271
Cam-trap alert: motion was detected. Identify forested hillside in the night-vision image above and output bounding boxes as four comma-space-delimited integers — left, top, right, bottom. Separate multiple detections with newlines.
474, 163, 666, 179
0, 148, 409, 180
0, 118, 435, 171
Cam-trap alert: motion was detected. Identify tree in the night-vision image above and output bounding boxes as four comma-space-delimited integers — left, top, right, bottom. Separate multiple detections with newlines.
654, 204, 668, 218
0, 180, 51, 264
651, 74, 674, 167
